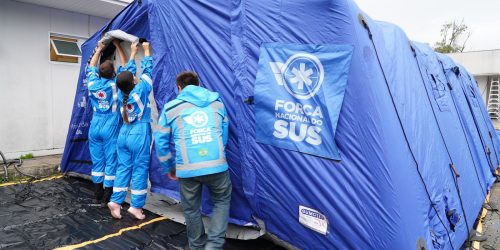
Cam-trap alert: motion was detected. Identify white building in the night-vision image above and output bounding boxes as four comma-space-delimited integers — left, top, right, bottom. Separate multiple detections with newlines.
0, 0, 130, 159
449, 50, 500, 121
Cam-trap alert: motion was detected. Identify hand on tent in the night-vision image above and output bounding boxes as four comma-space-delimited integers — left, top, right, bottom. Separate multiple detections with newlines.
131, 42, 139, 54
97, 41, 105, 51
130, 42, 138, 61
90, 42, 105, 67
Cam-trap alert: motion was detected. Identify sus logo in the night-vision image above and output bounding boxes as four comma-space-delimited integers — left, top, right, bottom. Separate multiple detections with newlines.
269, 53, 324, 100
184, 111, 209, 128
254, 43, 353, 160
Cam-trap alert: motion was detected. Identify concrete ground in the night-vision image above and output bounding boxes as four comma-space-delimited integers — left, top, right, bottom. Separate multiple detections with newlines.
480, 182, 500, 250
1, 154, 61, 181
492, 119, 500, 130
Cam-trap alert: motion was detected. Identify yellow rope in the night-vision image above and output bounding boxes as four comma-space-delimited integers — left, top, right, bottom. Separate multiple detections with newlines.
54, 216, 168, 250
0, 174, 64, 187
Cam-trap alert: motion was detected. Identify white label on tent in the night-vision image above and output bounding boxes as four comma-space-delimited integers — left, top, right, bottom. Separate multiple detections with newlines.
298, 205, 328, 235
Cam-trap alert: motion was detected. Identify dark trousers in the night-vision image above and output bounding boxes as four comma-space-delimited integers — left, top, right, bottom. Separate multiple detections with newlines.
179, 171, 232, 250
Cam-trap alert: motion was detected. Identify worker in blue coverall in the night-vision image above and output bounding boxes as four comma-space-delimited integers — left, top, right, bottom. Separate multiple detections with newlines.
154, 71, 232, 250
87, 40, 134, 203
108, 42, 153, 220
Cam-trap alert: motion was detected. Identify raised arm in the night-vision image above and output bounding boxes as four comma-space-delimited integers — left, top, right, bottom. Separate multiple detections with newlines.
86, 42, 105, 83
113, 40, 127, 67
140, 42, 153, 76
130, 42, 138, 62
117, 42, 137, 75
143, 42, 151, 57
138, 42, 153, 92
89, 42, 105, 67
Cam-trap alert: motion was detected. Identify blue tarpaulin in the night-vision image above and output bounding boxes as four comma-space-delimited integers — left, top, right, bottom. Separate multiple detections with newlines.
61, 0, 499, 249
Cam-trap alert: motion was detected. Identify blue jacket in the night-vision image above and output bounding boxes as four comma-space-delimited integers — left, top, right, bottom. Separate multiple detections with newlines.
87, 60, 134, 116
119, 56, 154, 124
154, 85, 229, 178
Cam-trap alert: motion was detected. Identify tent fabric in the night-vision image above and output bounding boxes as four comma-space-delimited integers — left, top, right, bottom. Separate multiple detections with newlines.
61, 0, 499, 249
99, 29, 139, 45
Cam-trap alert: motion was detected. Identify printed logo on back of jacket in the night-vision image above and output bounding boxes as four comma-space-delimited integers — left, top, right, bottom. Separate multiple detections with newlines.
94, 90, 110, 111
184, 111, 213, 145
269, 53, 324, 146
126, 104, 138, 122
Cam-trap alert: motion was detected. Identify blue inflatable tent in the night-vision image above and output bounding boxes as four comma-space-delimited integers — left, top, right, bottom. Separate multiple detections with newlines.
61, 0, 500, 249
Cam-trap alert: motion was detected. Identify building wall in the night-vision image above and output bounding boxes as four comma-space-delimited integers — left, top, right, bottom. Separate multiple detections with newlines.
449, 50, 500, 76
476, 75, 489, 105
0, 0, 108, 159
449, 50, 500, 107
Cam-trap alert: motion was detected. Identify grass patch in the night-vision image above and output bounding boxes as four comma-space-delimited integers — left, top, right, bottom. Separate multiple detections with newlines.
20, 153, 34, 160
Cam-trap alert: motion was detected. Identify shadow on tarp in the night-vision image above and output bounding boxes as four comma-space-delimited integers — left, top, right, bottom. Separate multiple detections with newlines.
0, 177, 284, 250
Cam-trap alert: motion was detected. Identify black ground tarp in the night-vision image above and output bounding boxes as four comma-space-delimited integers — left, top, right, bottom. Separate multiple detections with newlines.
0, 177, 283, 250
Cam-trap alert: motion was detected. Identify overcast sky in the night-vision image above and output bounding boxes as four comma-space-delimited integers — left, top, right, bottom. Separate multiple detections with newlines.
355, 0, 500, 51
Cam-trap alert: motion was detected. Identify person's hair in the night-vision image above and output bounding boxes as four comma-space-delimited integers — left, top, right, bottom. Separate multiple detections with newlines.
176, 71, 199, 89
99, 60, 115, 79
116, 71, 135, 124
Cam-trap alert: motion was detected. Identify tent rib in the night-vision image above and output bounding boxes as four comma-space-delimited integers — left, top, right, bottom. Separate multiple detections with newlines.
359, 17, 455, 250
410, 45, 471, 242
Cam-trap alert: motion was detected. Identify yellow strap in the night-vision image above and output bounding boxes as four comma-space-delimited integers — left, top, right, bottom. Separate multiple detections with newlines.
0, 174, 64, 187
472, 192, 492, 250
54, 216, 168, 250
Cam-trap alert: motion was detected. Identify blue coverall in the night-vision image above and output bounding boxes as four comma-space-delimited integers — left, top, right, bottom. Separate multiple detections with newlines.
87, 60, 135, 187
111, 56, 154, 208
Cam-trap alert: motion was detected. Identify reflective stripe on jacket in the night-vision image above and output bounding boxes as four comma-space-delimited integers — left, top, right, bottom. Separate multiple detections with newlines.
154, 85, 229, 178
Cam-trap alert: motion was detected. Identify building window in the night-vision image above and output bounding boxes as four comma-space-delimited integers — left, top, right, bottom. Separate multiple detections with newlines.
50, 35, 82, 63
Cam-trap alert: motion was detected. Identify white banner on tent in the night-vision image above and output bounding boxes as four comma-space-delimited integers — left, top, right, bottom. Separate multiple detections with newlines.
298, 205, 328, 235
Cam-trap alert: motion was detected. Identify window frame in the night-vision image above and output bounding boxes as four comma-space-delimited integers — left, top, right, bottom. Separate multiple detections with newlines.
49, 33, 86, 64
50, 38, 82, 58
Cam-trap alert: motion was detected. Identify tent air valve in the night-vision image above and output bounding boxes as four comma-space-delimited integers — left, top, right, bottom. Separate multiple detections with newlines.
244, 96, 254, 105
450, 163, 460, 178
446, 208, 460, 232
485, 146, 491, 155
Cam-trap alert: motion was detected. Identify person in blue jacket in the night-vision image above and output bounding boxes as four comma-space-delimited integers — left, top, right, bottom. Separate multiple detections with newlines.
154, 71, 232, 250
108, 42, 153, 220
87, 39, 134, 203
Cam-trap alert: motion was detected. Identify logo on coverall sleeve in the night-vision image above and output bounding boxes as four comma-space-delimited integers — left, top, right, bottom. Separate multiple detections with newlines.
184, 111, 213, 145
